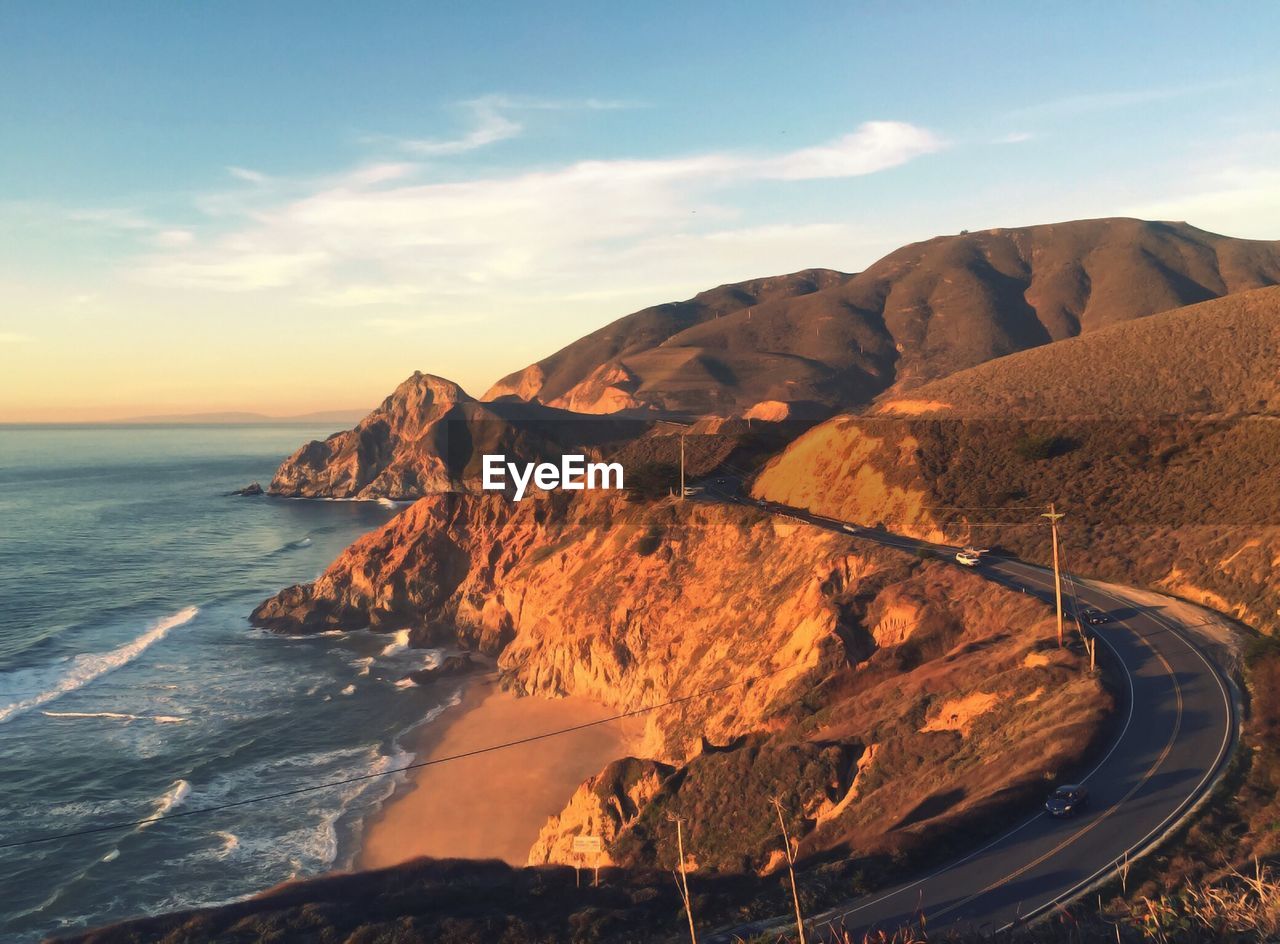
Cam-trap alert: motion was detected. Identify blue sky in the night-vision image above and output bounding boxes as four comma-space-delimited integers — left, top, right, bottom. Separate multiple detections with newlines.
2, 1, 1278, 420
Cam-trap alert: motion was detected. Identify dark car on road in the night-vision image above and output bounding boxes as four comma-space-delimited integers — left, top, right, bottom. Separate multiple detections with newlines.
1045, 784, 1089, 817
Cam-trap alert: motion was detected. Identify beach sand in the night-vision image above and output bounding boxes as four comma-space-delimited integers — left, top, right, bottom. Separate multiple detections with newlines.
357, 679, 642, 869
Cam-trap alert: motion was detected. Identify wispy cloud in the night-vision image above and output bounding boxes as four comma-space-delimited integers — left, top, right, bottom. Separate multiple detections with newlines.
400, 97, 524, 156
394, 93, 640, 157
131, 120, 944, 301
995, 131, 1035, 145
1123, 131, 1280, 239
1008, 80, 1236, 120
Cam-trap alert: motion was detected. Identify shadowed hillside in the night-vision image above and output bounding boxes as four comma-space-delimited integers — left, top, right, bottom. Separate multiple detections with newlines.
754, 287, 1280, 633
486, 219, 1280, 416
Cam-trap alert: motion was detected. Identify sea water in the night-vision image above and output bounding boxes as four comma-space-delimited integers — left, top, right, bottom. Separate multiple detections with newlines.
0, 425, 452, 942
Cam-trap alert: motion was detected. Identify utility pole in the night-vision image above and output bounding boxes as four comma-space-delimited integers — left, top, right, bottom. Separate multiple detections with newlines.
1041, 504, 1066, 647
679, 432, 686, 501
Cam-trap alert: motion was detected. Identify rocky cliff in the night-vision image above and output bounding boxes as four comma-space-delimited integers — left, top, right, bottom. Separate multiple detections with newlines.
268, 371, 646, 499
253, 491, 1107, 871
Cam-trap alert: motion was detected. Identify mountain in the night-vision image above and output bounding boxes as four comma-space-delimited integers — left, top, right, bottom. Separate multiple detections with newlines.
485, 219, 1280, 416
752, 286, 1280, 632
484, 268, 853, 413
269, 371, 647, 499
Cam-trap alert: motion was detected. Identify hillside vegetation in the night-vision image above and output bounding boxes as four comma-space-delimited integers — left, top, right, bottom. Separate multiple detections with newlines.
754, 288, 1280, 634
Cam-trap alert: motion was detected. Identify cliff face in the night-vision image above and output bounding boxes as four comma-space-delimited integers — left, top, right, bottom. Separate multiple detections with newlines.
253, 492, 1108, 871
270, 372, 482, 498
268, 371, 648, 500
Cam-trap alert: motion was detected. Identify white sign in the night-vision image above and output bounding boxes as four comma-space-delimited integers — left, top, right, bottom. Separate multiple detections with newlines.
572, 835, 603, 854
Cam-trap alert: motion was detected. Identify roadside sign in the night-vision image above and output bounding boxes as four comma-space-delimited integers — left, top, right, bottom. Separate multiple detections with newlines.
572, 835, 603, 854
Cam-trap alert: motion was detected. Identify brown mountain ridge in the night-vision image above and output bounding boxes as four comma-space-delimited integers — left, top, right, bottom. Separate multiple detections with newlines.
486, 218, 1280, 416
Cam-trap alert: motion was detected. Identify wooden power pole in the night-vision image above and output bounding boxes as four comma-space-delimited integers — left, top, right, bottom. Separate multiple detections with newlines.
1042, 504, 1066, 647
679, 432, 686, 501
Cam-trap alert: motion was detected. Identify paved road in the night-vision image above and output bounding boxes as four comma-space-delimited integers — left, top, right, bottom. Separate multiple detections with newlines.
702, 491, 1237, 942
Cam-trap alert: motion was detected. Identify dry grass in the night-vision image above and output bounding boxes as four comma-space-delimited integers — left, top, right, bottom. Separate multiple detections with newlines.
749, 862, 1280, 943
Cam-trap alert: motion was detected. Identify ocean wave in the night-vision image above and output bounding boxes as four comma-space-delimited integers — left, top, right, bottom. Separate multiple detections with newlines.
130, 779, 192, 838
275, 536, 314, 552
350, 656, 374, 677
340, 684, 355, 696
0, 607, 199, 725
379, 629, 411, 657
40, 710, 187, 724
213, 830, 240, 859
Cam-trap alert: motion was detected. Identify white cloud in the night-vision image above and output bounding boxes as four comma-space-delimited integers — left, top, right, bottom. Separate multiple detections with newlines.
995, 131, 1035, 144
400, 96, 524, 156
152, 228, 195, 248
228, 166, 269, 185
1123, 131, 1280, 240
1007, 80, 1237, 121
131, 120, 943, 302
761, 121, 945, 180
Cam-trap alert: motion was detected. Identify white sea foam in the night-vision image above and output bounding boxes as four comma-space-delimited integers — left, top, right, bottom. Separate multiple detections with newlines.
393, 677, 416, 690
350, 656, 374, 677
0, 607, 199, 724
213, 830, 240, 859
41, 710, 187, 724
340, 684, 355, 696
136, 779, 191, 833
379, 628, 411, 656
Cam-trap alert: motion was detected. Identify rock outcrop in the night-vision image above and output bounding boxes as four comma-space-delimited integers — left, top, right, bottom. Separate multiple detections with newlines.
252, 491, 1108, 871
268, 371, 646, 500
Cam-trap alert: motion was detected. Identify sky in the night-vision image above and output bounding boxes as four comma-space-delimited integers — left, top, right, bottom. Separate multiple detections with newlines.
1, 1, 1278, 422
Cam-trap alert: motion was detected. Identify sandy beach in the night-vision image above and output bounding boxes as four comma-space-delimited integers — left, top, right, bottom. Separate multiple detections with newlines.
357, 679, 642, 869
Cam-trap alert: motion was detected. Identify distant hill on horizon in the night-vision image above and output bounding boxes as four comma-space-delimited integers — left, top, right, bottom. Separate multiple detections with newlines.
112, 408, 374, 425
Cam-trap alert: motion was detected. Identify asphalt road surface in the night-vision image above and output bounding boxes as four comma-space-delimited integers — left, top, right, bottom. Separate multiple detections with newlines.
702, 491, 1237, 942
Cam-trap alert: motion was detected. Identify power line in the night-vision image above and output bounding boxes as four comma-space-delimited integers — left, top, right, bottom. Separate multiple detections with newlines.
0, 660, 803, 852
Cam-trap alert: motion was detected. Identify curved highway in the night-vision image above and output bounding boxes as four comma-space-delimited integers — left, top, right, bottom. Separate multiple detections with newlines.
705, 493, 1237, 942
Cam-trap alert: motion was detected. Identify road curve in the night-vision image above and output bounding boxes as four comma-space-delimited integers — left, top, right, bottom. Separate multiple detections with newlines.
707, 496, 1238, 942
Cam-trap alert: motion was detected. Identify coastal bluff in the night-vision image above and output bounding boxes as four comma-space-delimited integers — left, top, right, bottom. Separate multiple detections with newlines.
251, 491, 1108, 871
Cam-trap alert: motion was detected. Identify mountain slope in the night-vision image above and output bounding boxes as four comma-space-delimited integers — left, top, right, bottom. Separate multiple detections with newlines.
876, 285, 1280, 418
485, 219, 1280, 416
484, 268, 853, 409
753, 287, 1280, 632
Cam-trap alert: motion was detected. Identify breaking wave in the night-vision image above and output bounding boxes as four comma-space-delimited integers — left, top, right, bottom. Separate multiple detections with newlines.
41, 710, 187, 724
0, 607, 199, 724
379, 629, 411, 656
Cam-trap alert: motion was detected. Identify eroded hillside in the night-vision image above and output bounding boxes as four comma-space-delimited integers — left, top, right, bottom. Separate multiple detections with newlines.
254, 492, 1108, 873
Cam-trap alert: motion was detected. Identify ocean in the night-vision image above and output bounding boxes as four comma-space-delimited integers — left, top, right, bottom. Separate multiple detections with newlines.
0, 425, 453, 942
